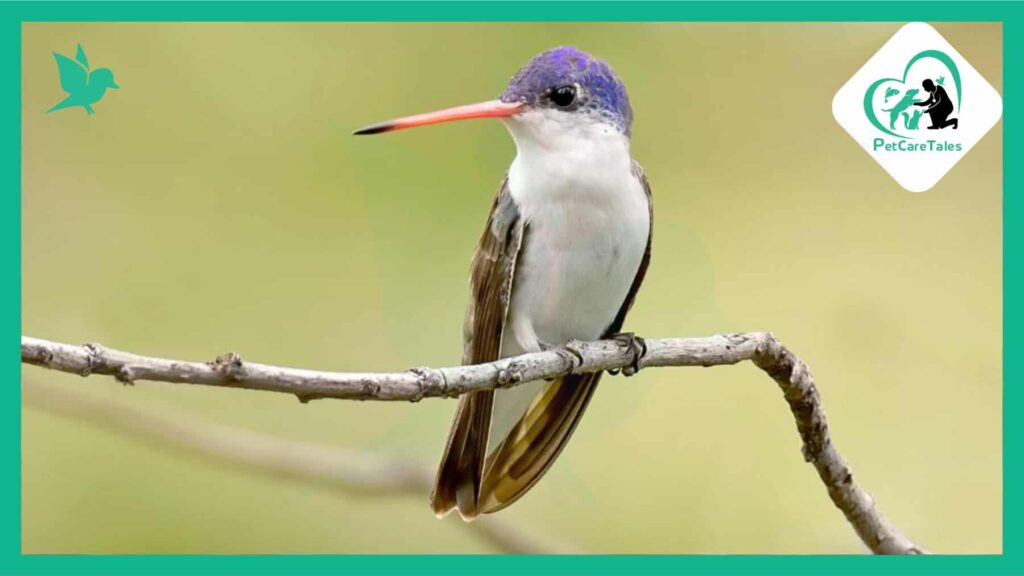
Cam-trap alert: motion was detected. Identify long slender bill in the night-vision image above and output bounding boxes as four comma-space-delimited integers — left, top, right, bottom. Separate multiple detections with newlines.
354, 100, 524, 135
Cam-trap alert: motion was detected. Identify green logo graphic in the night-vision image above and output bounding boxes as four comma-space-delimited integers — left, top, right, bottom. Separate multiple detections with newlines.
48, 44, 119, 115
863, 50, 961, 140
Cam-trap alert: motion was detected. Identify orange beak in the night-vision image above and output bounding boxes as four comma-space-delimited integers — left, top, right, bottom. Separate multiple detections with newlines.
353, 99, 525, 135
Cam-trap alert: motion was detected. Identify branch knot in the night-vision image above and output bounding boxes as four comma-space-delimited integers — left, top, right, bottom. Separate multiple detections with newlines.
410, 366, 447, 401
115, 366, 137, 385
81, 342, 105, 377
209, 351, 244, 380
496, 361, 524, 387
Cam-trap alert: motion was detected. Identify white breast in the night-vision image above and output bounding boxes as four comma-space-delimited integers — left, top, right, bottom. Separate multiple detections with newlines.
486, 109, 650, 452
500, 109, 650, 356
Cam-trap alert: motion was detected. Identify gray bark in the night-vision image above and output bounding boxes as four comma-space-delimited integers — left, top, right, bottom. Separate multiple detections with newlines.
21, 333, 926, 554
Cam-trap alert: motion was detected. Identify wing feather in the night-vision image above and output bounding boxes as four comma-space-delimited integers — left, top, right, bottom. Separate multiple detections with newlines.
53, 53, 88, 94
431, 176, 523, 519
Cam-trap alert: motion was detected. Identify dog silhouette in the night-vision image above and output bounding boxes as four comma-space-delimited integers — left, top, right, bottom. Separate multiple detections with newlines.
882, 88, 921, 130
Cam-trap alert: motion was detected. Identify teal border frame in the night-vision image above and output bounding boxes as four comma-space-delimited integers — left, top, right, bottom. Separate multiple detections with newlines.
6, 2, 1017, 574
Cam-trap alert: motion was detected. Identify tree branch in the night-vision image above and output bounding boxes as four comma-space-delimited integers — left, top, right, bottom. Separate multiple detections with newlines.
21, 333, 926, 554
23, 379, 573, 554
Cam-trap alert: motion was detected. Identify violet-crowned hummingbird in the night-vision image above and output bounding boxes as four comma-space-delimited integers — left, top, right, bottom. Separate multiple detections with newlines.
355, 46, 652, 520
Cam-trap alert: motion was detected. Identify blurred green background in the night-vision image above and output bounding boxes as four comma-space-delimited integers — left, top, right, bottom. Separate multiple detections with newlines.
22, 23, 1001, 554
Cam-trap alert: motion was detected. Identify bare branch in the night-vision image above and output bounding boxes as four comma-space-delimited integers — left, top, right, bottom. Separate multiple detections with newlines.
20, 334, 756, 402
23, 380, 574, 554
21, 333, 926, 554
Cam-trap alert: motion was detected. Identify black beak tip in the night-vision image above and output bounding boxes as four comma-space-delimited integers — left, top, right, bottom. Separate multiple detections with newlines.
353, 123, 393, 136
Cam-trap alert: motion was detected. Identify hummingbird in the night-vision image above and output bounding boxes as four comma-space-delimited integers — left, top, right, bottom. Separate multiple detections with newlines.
355, 46, 652, 519
48, 44, 119, 116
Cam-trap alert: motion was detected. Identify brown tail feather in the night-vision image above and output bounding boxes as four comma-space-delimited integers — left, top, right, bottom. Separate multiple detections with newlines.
478, 372, 602, 514
430, 390, 493, 519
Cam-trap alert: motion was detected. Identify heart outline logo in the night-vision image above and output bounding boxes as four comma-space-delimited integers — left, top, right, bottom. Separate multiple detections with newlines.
862, 50, 961, 140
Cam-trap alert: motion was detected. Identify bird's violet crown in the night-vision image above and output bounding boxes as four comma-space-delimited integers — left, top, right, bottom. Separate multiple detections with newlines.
499, 46, 634, 136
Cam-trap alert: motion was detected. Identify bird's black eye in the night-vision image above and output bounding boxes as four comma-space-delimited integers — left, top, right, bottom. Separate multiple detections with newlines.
549, 85, 577, 107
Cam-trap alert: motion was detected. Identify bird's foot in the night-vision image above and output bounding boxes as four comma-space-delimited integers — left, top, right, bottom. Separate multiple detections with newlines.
539, 339, 586, 377
608, 332, 647, 377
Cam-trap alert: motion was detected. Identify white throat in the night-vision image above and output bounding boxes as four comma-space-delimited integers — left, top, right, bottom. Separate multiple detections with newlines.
503, 108, 632, 187
502, 108, 636, 221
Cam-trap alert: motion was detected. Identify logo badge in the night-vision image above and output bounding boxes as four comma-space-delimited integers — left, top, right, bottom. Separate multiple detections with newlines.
833, 23, 1001, 192
48, 44, 119, 116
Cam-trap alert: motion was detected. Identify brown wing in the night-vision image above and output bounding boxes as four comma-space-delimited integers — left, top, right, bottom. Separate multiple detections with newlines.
430, 176, 524, 519
477, 160, 654, 514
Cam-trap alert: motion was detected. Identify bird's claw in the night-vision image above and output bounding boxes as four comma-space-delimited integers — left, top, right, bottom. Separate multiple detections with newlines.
539, 339, 586, 376
610, 332, 647, 377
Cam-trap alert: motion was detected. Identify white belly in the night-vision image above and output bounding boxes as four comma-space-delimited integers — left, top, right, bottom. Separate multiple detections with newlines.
502, 183, 649, 355
489, 110, 650, 450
